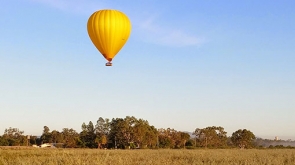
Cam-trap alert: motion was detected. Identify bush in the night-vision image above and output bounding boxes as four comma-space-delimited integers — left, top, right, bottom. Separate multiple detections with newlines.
185, 146, 196, 149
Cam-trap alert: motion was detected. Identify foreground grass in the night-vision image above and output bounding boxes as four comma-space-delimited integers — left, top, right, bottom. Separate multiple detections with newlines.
0, 147, 295, 165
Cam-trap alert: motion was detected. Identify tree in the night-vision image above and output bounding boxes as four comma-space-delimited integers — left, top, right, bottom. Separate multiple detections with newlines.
0, 136, 9, 146
78, 122, 88, 148
95, 117, 110, 136
41, 126, 52, 143
51, 130, 62, 144
145, 126, 158, 149
158, 128, 188, 149
2, 127, 26, 146
123, 116, 137, 147
193, 126, 227, 148
62, 128, 79, 148
231, 129, 255, 149
108, 116, 158, 149
95, 117, 110, 148
109, 117, 133, 149
133, 119, 150, 148
179, 132, 191, 149
29, 136, 38, 145
95, 134, 108, 149
86, 121, 96, 148
100, 135, 108, 148
79, 121, 97, 148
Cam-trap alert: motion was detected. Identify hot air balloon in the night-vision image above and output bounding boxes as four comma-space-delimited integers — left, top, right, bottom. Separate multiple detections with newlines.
87, 9, 132, 66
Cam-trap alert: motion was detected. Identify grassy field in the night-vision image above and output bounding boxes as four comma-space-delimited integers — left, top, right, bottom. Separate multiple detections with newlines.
0, 147, 295, 165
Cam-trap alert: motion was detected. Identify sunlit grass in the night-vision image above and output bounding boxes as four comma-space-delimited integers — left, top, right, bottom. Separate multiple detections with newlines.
0, 147, 295, 165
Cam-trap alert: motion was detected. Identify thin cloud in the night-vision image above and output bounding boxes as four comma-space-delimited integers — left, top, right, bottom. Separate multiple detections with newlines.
28, 0, 205, 47
159, 30, 202, 47
138, 16, 204, 47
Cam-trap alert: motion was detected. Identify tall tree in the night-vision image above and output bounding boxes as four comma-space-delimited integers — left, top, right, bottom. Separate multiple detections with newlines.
109, 118, 130, 148
133, 119, 149, 148
41, 126, 52, 143
145, 126, 158, 148
95, 117, 110, 135
123, 116, 137, 146
78, 122, 88, 148
79, 121, 97, 148
231, 129, 255, 149
95, 117, 110, 148
86, 121, 96, 148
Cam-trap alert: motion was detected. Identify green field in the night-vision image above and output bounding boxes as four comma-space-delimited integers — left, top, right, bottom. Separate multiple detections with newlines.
1, 148, 295, 165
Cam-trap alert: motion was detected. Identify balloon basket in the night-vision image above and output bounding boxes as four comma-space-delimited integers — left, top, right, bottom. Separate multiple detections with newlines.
105, 62, 112, 66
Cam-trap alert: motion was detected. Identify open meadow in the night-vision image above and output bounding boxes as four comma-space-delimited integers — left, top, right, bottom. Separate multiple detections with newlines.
0, 147, 295, 165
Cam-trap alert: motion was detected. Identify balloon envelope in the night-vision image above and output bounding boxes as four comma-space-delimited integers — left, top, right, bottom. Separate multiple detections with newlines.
87, 9, 132, 63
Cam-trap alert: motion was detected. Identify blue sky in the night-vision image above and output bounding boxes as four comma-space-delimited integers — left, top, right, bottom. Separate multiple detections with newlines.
1, 0, 294, 140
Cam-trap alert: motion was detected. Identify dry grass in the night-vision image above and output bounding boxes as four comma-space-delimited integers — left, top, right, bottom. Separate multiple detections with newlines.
0, 148, 295, 165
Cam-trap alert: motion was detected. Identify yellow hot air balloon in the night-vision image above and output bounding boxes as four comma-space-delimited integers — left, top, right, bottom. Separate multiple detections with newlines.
87, 9, 132, 66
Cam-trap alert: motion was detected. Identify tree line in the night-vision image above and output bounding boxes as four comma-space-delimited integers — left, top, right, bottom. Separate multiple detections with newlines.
0, 116, 293, 149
